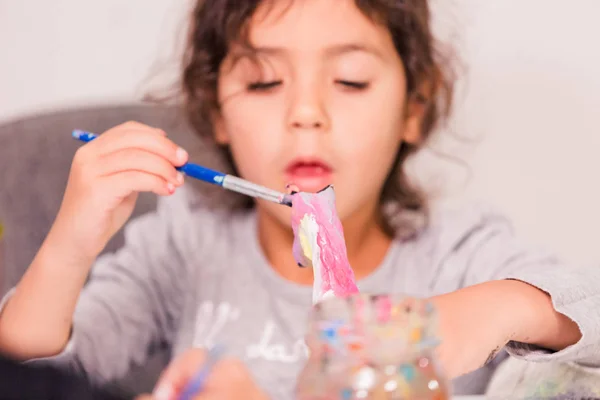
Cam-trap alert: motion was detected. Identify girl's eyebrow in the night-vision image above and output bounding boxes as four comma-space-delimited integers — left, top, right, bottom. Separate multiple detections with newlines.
224, 41, 384, 72
324, 43, 385, 60
246, 42, 385, 60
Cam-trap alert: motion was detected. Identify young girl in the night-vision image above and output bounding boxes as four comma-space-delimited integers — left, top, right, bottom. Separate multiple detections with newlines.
1, 0, 599, 399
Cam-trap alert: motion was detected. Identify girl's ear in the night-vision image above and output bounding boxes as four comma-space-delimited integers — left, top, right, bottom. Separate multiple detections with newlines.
212, 111, 230, 144
403, 98, 426, 145
403, 77, 434, 145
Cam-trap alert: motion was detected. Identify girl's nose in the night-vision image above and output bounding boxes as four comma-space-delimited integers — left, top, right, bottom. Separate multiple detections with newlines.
287, 86, 330, 132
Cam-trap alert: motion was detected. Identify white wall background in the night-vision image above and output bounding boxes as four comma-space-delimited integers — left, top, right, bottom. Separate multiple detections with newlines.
1, 0, 599, 266
0, 0, 188, 118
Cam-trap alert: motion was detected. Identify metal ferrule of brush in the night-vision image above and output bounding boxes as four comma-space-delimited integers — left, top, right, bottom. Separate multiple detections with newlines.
222, 176, 289, 205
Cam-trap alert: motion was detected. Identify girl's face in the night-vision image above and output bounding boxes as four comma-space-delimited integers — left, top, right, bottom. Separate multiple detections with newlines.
215, 0, 422, 227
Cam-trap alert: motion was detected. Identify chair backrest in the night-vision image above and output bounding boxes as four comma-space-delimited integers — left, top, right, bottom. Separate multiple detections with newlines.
0, 104, 197, 295
0, 104, 200, 395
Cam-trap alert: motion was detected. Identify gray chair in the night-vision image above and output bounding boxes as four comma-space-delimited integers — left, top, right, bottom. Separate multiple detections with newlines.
0, 103, 199, 396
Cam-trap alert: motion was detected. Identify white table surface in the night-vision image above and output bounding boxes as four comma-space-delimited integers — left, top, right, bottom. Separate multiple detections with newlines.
454, 397, 485, 400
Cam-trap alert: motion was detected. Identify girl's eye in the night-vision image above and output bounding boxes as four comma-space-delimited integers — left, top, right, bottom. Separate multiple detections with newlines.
336, 80, 370, 90
247, 80, 282, 91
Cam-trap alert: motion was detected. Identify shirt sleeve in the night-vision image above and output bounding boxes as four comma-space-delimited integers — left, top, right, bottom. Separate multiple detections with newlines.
440, 205, 600, 366
0, 189, 197, 384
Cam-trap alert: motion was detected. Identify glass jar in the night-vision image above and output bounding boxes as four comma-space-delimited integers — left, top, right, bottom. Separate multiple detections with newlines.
296, 294, 449, 400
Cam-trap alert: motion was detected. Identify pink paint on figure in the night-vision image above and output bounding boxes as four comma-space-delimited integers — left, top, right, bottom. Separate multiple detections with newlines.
289, 185, 359, 303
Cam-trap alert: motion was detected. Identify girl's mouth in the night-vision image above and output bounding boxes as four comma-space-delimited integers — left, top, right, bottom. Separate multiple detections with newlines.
285, 159, 333, 193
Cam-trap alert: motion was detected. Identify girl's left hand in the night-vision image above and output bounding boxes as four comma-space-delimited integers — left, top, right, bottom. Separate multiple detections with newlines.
429, 281, 524, 378
431, 279, 581, 378
431, 279, 581, 379
136, 348, 270, 400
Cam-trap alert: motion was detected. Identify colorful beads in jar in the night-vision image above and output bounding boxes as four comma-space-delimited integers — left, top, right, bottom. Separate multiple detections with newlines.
295, 293, 449, 400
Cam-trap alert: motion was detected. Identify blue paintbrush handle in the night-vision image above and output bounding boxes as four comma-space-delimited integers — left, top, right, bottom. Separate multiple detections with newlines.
72, 129, 226, 186
177, 164, 225, 185
178, 345, 225, 400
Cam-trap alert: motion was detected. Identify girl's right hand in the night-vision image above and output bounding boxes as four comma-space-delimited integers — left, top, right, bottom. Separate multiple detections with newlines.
50, 121, 188, 263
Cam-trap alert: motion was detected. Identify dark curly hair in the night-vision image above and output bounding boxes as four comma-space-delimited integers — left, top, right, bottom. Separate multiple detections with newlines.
181, 0, 457, 238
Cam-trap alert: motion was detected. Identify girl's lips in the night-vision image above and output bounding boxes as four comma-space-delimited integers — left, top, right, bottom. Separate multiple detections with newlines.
285, 160, 333, 192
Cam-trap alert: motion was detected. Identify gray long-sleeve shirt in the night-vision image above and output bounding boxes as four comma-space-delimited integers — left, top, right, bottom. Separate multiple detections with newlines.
3, 187, 600, 398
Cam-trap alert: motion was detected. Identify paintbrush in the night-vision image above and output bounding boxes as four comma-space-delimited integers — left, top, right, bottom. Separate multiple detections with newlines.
72, 130, 293, 207
177, 345, 225, 400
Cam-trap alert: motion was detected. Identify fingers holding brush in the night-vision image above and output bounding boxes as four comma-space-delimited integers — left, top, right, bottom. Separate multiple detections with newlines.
149, 347, 268, 400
